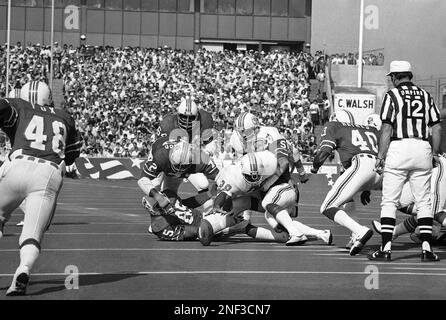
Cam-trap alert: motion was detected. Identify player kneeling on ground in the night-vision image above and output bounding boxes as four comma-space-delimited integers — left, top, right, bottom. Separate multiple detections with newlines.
198, 151, 332, 246
137, 138, 218, 219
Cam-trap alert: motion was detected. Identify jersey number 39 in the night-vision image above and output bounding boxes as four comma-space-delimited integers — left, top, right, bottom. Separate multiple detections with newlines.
24, 115, 67, 156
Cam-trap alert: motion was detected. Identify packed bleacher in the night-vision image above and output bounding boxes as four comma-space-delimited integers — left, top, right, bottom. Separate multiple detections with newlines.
0, 43, 338, 162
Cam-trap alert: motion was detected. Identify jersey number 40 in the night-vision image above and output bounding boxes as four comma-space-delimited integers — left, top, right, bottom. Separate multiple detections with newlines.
24, 115, 67, 157
351, 129, 378, 153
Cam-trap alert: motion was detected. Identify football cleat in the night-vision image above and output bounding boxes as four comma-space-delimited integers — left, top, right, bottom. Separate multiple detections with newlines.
319, 230, 333, 245
350, 228, 373, 256
367, 249, 392, 262
198, 219, 215, 246
16, 220, 24, 227
286, 234, 308, 246
6, 270, 29, 296
421, 250, 440, 262
345, 232, 355, 249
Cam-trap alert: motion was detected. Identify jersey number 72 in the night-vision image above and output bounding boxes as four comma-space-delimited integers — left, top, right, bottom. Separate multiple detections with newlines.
24, 115, 67, 157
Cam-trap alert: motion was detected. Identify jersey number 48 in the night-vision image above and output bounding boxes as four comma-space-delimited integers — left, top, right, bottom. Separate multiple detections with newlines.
24, 115, 67, 157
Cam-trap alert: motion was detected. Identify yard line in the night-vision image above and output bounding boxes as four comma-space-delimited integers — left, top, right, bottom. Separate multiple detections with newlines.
3, 232, 149, 236
392, 267, 446, 271
1, 270, 446, 277
335, 258, 446, 266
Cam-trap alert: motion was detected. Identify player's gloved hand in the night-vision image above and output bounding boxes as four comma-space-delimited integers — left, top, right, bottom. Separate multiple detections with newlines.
374, 158, 385, 175
360, 190, 371, 206
310, 166, 319, 174
298, 172, 310, 183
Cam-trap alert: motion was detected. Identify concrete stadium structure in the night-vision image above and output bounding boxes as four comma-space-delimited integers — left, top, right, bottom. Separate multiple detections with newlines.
0, 0, 311, 52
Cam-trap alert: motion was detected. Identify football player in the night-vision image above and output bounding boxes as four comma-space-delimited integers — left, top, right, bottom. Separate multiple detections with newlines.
199, 150, 332, 246
157, 96, 216, 200
137, 138, 218, 219
0, 81, 81, 296
311, 111, 381, 256
371, 153, 446, 243
142, 191, 247, 242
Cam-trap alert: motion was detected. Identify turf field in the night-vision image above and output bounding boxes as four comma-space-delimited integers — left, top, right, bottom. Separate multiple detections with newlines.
1, 177, 446, 300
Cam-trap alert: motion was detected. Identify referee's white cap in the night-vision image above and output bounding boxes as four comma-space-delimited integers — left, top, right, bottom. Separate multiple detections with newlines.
387, 60, 412, 76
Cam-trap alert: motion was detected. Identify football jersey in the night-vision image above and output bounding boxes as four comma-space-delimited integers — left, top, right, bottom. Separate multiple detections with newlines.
318, 121, 379, 169
0, 98, 81, 165
215, 151, 278, 197
141, 136, 219, 180
158, 109, 214, 143
230, 126, 289, 160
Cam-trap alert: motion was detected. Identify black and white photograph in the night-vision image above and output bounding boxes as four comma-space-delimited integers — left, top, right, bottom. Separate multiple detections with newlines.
0, 0, 445, 304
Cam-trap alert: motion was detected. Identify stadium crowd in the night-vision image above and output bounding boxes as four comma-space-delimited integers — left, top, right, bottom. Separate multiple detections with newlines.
0, 43, 342, 161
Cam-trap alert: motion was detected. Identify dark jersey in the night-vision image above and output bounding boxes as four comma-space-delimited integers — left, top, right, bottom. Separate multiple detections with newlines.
318, 121, 379, 169
0, 98, 81, 165
158, 109, 214, 143
150, 209, 201, 241
141, 136, 219, 180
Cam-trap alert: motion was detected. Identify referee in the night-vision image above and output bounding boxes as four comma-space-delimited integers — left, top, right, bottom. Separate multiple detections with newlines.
369, 61, 442, 262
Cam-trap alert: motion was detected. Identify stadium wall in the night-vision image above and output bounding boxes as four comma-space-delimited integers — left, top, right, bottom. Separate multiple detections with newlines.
311, 0, 446, 79
0, 0, 311, 51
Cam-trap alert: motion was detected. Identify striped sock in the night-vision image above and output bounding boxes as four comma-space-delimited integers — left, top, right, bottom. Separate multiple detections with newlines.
417, 217, 433, 243
381, 217, 395, 251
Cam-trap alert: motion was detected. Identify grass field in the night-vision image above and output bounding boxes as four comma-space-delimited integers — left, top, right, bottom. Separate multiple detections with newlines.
1, 177, 446, 300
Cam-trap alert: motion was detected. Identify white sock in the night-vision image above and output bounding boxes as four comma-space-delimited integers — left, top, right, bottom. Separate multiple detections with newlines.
333, 209, 364, 235
253, 227, 289, 242
275, 210, 302, 236
19, 244, 39, 273
382, 241, 392, 251
205, 214, 229, 233
292, 221, 321, 238
422, 241, 432, 252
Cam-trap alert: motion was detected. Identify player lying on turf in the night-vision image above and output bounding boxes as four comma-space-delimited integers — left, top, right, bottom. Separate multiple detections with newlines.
371, 153, 446, 244
198, 150, 332, 246
137, 138, 218, 218
311, 111, 382, 256
141, 195, 247, 241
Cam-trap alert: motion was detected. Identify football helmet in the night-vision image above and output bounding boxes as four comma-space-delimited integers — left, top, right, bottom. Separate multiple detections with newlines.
170, 140, 192, 173
240, 152, 264, 186
234, 112, 259, 138
363, 113, 382, 131
329, 109, 355, 124
20, 81, 52, 106
177, 97, 198, 131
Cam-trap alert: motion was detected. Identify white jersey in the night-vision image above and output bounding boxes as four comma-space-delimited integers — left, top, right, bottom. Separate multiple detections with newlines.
215, 151, 278, 197
230, 126, 285, 158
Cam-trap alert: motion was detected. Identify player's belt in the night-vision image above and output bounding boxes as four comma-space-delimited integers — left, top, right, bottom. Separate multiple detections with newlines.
391, 137, 428, 141
14, 155, 59, 170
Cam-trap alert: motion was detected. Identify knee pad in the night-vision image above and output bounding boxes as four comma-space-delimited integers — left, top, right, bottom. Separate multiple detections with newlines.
19, 238, 41, 252
265, 203, 285, 218
321, 207, 340, 221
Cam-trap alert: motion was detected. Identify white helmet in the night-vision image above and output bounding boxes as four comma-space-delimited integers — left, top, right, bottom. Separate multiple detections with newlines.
177, 97, 198, 130
20, 81, 52, 106
8, 88, 21, 98
169, 140, 192, 173
329, 109, 355, 124
240, 151, 277, 186
363, 113, 382, 131
234, 112, 259, 138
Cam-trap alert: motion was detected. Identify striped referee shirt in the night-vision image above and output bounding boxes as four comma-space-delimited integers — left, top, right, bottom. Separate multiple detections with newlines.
380, 81, 441, 140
